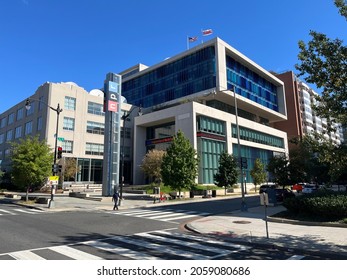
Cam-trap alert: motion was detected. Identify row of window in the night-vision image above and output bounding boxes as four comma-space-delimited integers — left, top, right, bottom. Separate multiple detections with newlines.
122, 47, 217, 108
0, 96, 49, 129
226, 55, 279, 111
232, 125, 284, 148
0, 118, 42, 144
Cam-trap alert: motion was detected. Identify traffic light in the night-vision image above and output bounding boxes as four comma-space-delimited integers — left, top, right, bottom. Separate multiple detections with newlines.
57, 146, 63, 159
52, 164, 59, 173
240, 157, 248, 169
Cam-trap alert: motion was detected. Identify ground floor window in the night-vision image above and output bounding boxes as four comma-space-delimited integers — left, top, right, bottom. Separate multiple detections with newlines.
74, 158, 103, 183
197, 138, 226, 184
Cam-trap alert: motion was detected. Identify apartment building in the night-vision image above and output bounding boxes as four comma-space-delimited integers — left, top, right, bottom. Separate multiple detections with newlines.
274, 71, 343, 147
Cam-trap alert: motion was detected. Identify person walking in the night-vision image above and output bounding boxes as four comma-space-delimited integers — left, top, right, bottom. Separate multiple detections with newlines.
112, 191, 119, 210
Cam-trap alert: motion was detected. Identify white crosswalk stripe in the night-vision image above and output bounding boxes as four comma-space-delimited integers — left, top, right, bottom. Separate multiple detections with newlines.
0, 229, 305, 260
108, 208, 211, 222
0, 207, 47, 216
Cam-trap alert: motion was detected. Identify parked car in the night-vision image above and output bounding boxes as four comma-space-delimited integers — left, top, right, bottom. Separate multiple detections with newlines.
302, 184, 318, 194
259, 183, 278, 194
259, 184, 295, 202
292, 183, 306, 192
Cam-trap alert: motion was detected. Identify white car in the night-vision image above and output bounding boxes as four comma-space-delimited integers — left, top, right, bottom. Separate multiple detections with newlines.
302, 184, 318, 194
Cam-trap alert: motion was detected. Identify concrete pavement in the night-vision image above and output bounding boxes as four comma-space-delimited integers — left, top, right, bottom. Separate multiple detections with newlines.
2, 192, 346, 258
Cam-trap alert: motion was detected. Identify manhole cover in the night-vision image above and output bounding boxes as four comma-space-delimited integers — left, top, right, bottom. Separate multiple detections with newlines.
233, 220, 251, 224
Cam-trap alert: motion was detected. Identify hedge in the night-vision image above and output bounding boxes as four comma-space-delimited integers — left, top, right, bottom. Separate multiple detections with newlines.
283, 191, 347, 220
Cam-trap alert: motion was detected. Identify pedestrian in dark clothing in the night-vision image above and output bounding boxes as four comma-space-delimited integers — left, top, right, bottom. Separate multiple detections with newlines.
112, 192, 119, 210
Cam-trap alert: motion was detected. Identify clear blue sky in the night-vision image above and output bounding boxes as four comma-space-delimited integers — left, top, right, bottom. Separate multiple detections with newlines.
0, 0, 345, 113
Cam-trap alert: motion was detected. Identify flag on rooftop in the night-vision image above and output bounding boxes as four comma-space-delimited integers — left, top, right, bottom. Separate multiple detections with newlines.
202, 29, 213, 36
188, 36, 198, 42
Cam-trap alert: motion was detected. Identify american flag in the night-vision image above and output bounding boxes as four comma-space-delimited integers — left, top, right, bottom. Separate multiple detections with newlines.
202, 29, 213, 36
188, 36, 198, 42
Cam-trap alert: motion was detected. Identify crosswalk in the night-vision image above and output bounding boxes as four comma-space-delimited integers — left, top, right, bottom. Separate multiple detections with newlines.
0, 207, 46, 216
106, 208, 211, 223
0, 229, 251, 260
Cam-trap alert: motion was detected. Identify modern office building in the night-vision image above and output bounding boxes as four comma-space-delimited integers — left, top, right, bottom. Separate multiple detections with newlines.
121, 37, 288, 185
274, 71, 343, 147
0, 37, 289, 188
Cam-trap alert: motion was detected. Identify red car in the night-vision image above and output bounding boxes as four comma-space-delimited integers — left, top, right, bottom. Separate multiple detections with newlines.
292, 183, 305, 192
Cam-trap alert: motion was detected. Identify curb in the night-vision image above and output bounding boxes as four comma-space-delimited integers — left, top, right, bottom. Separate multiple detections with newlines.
184, 222, 347, 259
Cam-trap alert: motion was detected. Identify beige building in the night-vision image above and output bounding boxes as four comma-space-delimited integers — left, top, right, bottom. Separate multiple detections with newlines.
0, 81, 133, 185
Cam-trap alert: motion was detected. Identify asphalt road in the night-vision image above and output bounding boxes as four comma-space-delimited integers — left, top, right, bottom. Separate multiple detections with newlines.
0, 196, 340, 260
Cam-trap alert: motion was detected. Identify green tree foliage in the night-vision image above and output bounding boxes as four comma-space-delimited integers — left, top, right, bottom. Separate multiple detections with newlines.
141, 149, 166, 184
63, 157, 77, 181
296, 0, 347, 124
11, 136, 53, 200
250, 158, 267, 192
266, 154, 291, 187
214, 151, 239, 194
289, 135, 331, 184
161, 130, 199, 197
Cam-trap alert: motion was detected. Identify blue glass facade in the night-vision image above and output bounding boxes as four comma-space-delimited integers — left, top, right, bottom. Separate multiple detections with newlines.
122, 47, 216, 108
226, 56, 279, 111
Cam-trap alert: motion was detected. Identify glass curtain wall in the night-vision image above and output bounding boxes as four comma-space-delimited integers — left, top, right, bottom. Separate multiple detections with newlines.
196, 116, 226, 184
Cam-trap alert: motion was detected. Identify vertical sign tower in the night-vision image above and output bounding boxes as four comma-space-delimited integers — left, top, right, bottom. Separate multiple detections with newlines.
102, 73, 122, 196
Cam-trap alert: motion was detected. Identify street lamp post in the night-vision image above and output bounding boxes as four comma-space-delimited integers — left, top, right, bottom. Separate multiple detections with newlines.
25, 98, 63, 205
231, 86, 247, 211
119, 106, 142, 205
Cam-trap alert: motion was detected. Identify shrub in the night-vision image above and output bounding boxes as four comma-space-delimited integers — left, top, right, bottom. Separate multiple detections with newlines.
283, 191, 347, 220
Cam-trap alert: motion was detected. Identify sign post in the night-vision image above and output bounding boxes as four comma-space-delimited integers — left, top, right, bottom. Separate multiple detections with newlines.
102, 73, 122, 196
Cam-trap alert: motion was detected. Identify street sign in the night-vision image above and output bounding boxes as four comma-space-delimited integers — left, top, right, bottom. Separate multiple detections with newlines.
57, 137, 65, 142
49, 176, 59, 185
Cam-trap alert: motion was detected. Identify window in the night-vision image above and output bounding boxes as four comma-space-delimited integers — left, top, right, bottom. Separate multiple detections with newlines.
231, 125, 284, 148
8, 113, 15, 125
62, 140, 73, 153
25, 121, 33, 135
120, 127, 131, 139
63, 117, 75, 131
17, 108, 24, 120
6, 130, 13, 141
85, 142, 104, 156
88, 102, 105, 116
15, 126, 22, 139
0, 133, 4, 144
38, 96, 45, 111
86, 121, 105, 135
0, 117, 7, 128
65, 96, 76, 111
26, 101, 35, 116
37, 117, 43, 131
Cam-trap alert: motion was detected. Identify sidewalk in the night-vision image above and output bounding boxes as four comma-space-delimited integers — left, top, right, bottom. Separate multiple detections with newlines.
186, 205, 347, 258
3, 192, 347, 258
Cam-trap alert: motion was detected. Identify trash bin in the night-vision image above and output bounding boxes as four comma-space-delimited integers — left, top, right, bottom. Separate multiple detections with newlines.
190, 191, 194, 198
212, 190, 217, 197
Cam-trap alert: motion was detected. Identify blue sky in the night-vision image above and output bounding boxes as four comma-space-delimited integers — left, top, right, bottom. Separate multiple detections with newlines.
0, 0, 346, 113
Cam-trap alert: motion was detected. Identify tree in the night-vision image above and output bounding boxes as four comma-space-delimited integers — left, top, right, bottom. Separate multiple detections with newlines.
161, 130, 199, 197
214, 151, 238, 195
266, 154, 291, 187
250, 158, 267, 193
11, 136, 53, 201
63, 157, 77, 181
141, 149, 166, 184
296, 0, 347, 124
